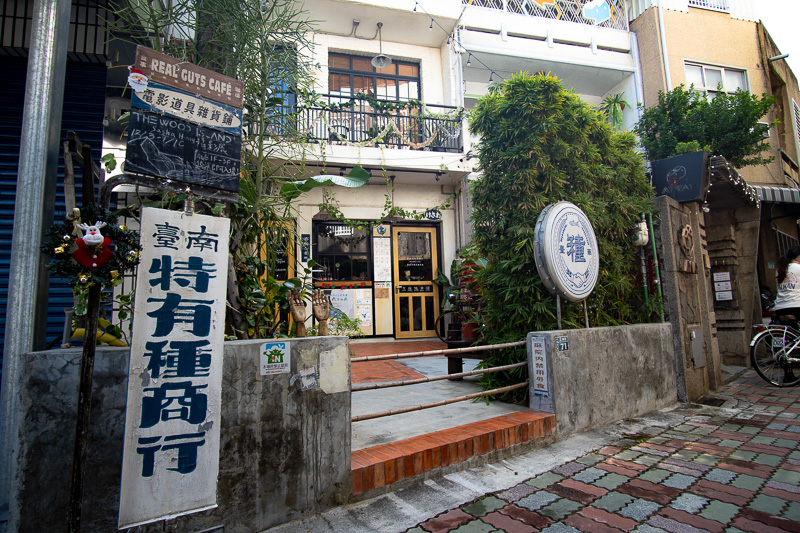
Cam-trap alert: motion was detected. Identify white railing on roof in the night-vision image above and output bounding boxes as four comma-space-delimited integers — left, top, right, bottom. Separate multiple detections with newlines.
464, 0, 629, 31
688, 0, 729, 12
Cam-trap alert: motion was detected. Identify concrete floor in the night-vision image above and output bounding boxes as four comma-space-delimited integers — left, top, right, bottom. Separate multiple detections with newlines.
351, 355, 530, 450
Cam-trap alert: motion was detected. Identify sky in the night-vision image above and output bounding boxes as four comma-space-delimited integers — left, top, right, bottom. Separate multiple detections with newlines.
757, 0, 800, 79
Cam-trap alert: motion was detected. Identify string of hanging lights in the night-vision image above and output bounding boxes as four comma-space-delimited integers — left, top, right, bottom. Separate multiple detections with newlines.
413, 0, 505, 82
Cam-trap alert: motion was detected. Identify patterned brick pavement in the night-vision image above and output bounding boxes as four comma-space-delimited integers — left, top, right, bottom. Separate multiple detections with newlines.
407, 371, 800, 533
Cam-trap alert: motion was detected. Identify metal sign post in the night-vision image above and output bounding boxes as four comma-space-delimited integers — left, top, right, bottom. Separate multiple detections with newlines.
66, 282, 100, 533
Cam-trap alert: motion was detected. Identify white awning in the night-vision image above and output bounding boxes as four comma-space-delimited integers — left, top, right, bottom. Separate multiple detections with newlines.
752, 185, 800, 204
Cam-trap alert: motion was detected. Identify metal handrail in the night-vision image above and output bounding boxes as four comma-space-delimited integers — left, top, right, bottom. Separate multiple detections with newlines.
351, 340, 525, 363
297, 95, 463, 152
688, 0, 729, 12
351, 340, 529, 422
351, 381, 529, 422
352, 361, 527, 391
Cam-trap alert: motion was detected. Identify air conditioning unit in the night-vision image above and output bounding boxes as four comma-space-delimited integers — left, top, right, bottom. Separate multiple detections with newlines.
757, 122, 771, 139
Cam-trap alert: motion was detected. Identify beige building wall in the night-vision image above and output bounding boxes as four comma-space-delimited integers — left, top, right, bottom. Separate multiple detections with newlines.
631, 8, 665, 109
631, 6, 777, 185
758, 23, 800, 175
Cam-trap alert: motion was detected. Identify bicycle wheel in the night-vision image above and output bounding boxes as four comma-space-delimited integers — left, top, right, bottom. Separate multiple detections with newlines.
750, 327, 800, 387
434, 309, 465, 344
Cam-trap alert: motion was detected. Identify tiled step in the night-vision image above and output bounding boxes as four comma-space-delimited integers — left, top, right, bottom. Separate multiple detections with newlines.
351, 411, 556, 495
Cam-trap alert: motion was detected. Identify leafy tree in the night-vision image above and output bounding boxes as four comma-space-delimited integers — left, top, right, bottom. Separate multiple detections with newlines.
111, 0, 330, 337
635, 84, 775, 167
469, 72, 655, 399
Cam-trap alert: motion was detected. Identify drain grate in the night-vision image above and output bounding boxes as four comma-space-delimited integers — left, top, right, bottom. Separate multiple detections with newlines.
697, 396, 726, 407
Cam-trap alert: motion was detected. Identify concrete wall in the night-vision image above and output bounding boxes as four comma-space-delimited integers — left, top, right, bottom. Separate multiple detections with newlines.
654, 195, 723, 401
705, 205, 761, 366
8, 337, 351, 532
529, 324, 677, 437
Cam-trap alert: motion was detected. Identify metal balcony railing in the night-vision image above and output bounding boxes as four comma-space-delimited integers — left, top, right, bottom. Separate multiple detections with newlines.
464, 0, 629, 31
688, 0, 730, 12
297, 96, 463, 153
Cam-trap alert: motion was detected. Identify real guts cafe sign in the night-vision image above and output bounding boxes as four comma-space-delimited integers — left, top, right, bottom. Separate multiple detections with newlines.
124, 46, 243, 193
533, 202, 599, 302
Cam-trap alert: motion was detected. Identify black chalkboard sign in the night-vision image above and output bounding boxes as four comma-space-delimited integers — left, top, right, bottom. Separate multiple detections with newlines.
125, 108, 241, 193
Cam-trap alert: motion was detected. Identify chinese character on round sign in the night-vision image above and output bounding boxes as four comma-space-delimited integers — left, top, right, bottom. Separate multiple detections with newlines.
533, 202, 599, 302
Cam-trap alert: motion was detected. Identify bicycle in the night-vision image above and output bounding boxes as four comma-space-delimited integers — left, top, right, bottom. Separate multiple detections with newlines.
434, 293, 480, 346
749, 320, 800, 387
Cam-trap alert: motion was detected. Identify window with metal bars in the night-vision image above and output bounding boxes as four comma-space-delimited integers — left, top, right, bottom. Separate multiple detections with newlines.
0, 0, 113, 57
775, 229, 799, 260
793, 99, 800, 155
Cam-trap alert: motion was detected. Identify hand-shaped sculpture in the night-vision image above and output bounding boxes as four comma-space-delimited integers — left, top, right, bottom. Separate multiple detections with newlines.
288, 290, 307, 337
312, 289, 331, 336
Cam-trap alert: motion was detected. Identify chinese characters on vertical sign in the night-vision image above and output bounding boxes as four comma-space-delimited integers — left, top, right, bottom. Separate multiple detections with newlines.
119, 207, 230, 529
530, 336, 549, 398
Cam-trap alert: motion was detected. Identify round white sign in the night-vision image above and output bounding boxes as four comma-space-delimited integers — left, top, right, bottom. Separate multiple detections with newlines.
533, 202, 599, 302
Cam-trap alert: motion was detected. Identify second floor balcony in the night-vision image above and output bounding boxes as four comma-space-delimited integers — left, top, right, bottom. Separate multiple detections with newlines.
465, 0, 629, 31
297, 95, 464, 153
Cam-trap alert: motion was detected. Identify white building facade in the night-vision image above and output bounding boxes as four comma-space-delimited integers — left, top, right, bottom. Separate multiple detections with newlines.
292, 0, 648, 338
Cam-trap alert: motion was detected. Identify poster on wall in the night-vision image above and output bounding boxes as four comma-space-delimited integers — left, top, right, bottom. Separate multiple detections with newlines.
329, 289, 355, 318
356, 305, 372, 327
119, 207, 230, 528
355, 289, 373, 327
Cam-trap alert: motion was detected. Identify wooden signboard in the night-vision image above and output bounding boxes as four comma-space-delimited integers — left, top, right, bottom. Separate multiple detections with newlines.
125, 108, 240, 193
132, 81, 243, 136
134, 46, 244, 107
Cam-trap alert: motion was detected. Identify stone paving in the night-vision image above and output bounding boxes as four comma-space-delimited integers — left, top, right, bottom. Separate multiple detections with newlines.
407, 371, 800, 533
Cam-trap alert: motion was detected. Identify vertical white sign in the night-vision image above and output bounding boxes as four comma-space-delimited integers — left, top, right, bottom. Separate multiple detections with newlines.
531, 335, 549, 397
119, 207, 230, 529
373, 237, 392, 282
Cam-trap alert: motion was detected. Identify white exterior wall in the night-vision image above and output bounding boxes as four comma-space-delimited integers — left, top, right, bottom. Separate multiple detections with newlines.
294, 182, 457, 337
729, 0, 758, 22
311, 33, 447, 104
603, 75, 641, 132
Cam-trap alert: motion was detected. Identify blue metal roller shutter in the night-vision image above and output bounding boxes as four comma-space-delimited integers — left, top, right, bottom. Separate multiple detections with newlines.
0, 57, 107, 376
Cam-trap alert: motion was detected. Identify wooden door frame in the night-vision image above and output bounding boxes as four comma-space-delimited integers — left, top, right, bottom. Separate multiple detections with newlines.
391, 223, 443, 338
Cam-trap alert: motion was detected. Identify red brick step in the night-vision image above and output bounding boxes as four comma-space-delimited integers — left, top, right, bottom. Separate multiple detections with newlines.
351, 411, 556, 495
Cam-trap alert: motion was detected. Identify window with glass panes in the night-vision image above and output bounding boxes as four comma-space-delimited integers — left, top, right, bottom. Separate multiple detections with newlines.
328, 52, 420, 102
313, 222, 371, 282
684, 62, 747, 97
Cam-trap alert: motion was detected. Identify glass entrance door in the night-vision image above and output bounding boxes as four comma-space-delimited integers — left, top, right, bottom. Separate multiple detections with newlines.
392, 227, 440, 338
